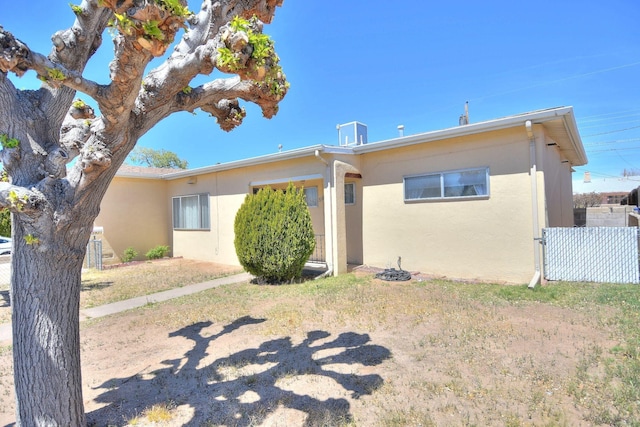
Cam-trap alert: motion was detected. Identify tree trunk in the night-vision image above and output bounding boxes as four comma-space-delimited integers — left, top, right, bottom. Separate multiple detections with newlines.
11, 221, 89, 426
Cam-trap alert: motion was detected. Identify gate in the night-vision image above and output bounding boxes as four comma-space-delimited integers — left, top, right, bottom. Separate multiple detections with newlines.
85, 238, 103, 270
542, 227, 640, 284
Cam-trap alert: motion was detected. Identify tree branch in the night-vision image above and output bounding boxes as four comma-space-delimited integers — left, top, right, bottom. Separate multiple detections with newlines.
0, 182, 45, 213
180, 76, 283, 130
133, 0, 287, 136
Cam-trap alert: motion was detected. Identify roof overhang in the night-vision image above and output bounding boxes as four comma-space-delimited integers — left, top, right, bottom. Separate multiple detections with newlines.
352, 106, 587, 166
115, 107, 587, 181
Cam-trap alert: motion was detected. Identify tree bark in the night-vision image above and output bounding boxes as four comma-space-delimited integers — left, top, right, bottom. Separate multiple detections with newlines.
11, 225, 89, 426
1, 1, 288, 425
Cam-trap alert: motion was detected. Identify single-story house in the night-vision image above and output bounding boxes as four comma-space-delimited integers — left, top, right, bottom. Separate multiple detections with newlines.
94, 106, 587, 285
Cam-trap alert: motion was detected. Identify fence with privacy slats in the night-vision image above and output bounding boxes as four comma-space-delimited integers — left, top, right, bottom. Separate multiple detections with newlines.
543, 227, 640, 284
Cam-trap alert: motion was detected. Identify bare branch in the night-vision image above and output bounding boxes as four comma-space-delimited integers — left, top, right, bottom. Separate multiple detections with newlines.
0, 182, 45, 213
49, 1, 113, 73
0, 26, 31, 77
185, 76, 283, 122
134, 1, 287, 135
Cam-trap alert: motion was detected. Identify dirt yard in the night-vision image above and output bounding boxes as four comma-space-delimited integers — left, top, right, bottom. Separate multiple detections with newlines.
0, 261, 629, 426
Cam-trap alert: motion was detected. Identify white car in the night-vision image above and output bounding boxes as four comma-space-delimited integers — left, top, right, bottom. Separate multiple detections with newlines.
0, 237, 11, 255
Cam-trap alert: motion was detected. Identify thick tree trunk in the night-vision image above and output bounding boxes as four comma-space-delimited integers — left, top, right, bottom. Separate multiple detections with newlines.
11, 222, 90, 426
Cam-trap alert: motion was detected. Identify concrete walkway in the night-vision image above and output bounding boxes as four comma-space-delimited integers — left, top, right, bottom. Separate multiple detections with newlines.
0, 272, 252, 344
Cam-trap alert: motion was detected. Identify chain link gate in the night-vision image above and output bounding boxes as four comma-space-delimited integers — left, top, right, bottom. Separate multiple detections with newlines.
542, 227, 640, 284
85, 237, 103, 270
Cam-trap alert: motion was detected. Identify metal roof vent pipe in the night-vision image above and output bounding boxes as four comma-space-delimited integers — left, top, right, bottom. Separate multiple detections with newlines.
459, 101, 470, 125
397, 125, 404, 137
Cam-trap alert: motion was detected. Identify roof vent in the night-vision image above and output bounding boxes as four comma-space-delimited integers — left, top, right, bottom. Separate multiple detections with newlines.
459, 101, 470, 125
397, 125, 405, 137
337, 121, 368, 146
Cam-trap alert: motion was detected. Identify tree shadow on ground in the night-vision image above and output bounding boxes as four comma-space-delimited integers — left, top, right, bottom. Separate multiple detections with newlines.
81, 281, 114, 292
88, 316, 391, 426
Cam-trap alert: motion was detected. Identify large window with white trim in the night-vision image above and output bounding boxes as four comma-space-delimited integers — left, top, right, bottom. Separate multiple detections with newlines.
404, 168, 489, 201
172, 193, 210, 230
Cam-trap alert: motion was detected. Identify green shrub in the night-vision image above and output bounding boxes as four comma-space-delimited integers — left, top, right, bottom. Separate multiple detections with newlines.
234, 183, 315, 284
122, 247, 138, 263
146, 245, 170, 260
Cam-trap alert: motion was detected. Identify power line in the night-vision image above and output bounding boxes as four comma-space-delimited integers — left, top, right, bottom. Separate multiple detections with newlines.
582, 125, 640, 137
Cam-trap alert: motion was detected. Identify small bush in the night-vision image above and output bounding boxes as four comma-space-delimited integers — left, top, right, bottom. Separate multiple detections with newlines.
234, 183, 315, 284
122, 247, 138, 263
146, 245, 170, 260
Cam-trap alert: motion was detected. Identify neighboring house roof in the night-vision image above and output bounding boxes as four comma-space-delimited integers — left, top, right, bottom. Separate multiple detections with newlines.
116, 164, 180, 179
117, 106, 586, 181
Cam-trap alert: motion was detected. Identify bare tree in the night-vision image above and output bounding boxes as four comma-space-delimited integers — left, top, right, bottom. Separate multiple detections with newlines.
573, 192, 602, 208
622, 168, 640, 177
0, 0, 287, 424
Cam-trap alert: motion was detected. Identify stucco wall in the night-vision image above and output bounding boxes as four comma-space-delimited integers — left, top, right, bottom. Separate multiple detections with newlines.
168, 157, 328, 265
541, 133, 574, 227
358, 128, 536, 283
95, 177, 170, 263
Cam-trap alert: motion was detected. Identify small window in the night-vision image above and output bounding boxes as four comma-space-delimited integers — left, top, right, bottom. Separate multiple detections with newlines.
345, 182, 355, 205
404, 168, 489, 201
172, 193, 210, 230
304, 187, 318, 207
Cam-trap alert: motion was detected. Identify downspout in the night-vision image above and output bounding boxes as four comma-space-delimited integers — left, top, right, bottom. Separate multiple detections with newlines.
314, 150, 333, 277
526, 120, 542, 289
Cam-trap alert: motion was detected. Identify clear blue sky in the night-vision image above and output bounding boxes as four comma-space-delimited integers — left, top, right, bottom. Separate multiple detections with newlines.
2, 1, 640, 180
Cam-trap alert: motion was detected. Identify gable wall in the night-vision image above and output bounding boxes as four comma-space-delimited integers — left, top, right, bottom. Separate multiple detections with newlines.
95, 176, 170, 263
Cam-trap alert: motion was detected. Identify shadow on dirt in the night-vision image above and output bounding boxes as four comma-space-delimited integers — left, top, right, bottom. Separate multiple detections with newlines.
88, 316, 391, 426
81, 281, 114, 292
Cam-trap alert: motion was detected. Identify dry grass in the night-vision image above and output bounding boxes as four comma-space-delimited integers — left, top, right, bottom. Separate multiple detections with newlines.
80, 258, 242, 309
0, 258, 241, 326
1, 263, 640, 426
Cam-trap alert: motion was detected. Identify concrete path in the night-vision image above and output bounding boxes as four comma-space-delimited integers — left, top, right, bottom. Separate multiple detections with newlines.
0, 272, 252, 344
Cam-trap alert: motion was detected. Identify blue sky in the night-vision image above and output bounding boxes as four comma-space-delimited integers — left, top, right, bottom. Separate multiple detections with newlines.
2, 0, 640, 181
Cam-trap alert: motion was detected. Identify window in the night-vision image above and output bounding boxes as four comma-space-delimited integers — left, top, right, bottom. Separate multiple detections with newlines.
304, 187, 318, 207
172, 193, 210, 230
345, 182, 355, 205
404, 168, 489, 201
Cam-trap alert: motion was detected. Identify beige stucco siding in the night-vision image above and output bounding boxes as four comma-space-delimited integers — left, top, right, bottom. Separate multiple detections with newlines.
168, 158, 328, 266
359, 128, 537, 283
541, 135, 575, 227
345, 179, 363, 264
95, 177, 170, 262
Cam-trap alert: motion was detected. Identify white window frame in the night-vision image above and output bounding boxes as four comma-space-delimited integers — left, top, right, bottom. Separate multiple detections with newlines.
345, 182, 356, 205
172, 193, 210, 230
304, 187, 318, 208
404, 167, 490, 202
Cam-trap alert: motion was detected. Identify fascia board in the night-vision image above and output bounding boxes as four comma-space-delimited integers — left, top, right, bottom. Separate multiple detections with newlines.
351, 106, 578, 154
162, 144, 340, 180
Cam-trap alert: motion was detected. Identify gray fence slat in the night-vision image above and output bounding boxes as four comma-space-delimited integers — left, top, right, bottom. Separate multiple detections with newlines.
543, 227, 640, 284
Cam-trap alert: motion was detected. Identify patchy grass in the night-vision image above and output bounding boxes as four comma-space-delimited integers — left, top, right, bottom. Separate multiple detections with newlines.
2, 262, 640, 426
128, 401, 176, 425
80, 258, 241, 309
115, 275, 640, 425
0, 259, 242, 325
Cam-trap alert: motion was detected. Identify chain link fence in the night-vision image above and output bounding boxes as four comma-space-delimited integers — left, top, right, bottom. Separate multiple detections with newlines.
0, 255, 10, 287
85, 238, 103, 270
543, 227, 640, 284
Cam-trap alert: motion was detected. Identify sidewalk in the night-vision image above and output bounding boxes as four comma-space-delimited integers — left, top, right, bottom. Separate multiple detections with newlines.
0, 272, 252, 344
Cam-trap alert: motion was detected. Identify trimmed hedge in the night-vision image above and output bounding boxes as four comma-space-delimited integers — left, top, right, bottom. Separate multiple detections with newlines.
234, 183, 315, 283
